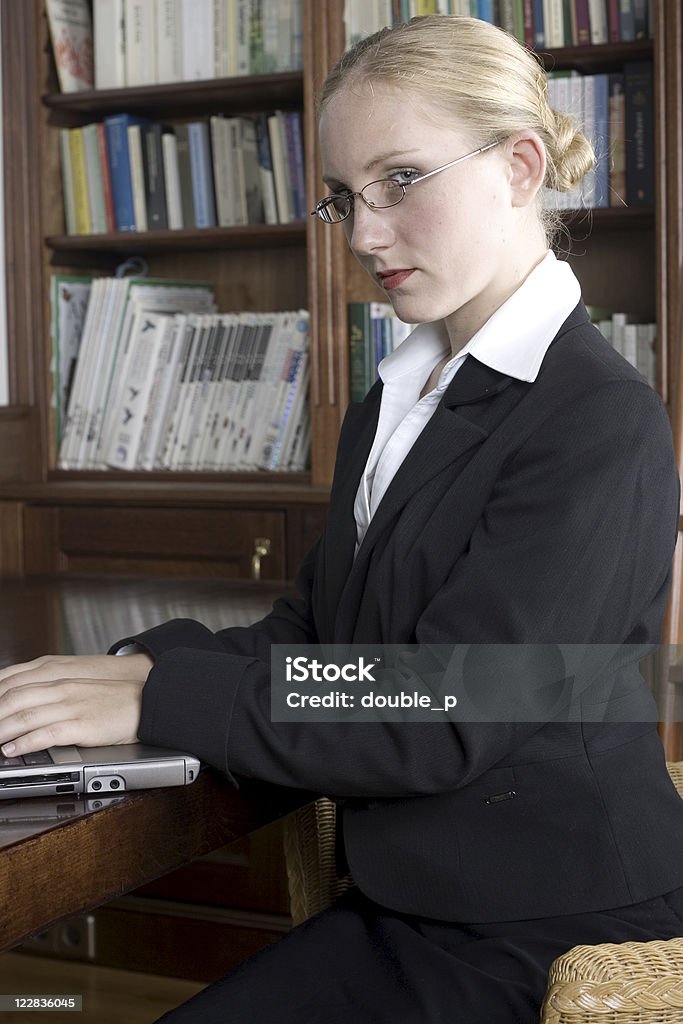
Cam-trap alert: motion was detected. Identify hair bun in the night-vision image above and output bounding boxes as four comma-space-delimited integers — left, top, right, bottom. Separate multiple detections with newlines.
547, 109, 595, 193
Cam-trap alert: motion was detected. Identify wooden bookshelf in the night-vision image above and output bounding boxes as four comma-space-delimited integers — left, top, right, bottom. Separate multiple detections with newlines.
0, 0, 682, 609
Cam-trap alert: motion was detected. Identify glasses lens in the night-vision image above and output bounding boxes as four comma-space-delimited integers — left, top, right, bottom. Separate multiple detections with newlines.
362, 179, 404, 209
318, 196, 351, 223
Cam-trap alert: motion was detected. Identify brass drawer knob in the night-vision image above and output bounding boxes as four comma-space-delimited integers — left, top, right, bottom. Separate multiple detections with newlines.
251, 537, 271, 579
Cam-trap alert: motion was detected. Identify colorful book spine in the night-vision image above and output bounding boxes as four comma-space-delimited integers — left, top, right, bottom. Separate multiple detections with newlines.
624, 61, 654, 205
574, 0, 591, 45
103, 114, 147, 232
141, 123, 169, 230
187, 121, 217, 228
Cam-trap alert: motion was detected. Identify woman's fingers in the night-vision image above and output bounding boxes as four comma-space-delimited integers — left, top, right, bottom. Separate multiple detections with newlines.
0, 653, 153, 695
0, 675, 146, 757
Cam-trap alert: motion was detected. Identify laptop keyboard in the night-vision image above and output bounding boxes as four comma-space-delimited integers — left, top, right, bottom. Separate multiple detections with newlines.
0, 749, 54, 768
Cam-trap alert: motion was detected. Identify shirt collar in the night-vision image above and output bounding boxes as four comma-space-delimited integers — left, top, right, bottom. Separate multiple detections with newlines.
379, 251, 581, 386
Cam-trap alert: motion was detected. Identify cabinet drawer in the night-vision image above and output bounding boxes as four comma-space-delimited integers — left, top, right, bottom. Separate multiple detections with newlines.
23, 506, 286, 579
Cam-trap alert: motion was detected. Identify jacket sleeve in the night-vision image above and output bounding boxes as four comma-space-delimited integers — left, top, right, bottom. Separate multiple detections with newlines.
129, 379, 679, 797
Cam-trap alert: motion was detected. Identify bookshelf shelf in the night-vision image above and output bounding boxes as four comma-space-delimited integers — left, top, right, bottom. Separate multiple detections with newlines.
42, 71, 305, 121
3, 477, 326, 507
537, 39, 654, 73
562, 206, 655, 230
46, 223, 308, 260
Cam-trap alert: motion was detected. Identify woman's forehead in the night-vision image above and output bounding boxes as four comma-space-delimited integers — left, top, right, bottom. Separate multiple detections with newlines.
319, 83, 465, 162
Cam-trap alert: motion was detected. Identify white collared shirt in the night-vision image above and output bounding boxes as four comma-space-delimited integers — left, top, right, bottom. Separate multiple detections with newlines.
353, 251, 581, 550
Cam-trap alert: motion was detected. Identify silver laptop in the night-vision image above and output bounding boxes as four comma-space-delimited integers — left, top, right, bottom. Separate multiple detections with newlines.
0, 743, 201, 800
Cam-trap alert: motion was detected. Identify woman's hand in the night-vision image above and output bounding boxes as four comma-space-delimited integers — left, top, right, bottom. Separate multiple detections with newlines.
0, 653, 153, 756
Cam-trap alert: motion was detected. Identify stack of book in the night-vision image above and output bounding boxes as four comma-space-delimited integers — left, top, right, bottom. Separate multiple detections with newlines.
347, 301, 658, 399
348, 302, 415, 402
591, 309, 657, 388
46, 0, 304, 94
545, 63, 653, 209
343, 1, 653, 50
58, 110, 305, 234
52, 273, 310, 472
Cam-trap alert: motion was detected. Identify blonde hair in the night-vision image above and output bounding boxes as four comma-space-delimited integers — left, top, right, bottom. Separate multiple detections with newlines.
319, 16, 594, 241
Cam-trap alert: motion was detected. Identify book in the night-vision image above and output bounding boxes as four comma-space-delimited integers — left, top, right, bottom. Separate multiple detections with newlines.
210, 115, 239, 226
214, 0, 232, 78
137, 313, 187, 468
161, 129, 183, 229
268, 112, 293, 223
50, 274, 93, 446
93, 0, 126, 89
104, 114, 150, 232
624, 61, 654, 205
127, 124, 148, 231
58, 277, 111, 467
533, 0, 545, 44
608, 73, 626, 207
211, 116, 265, 225
187, 121, 218, 227
543, 0, 564, 47
261, 315, 309, 471
156, 0, 183, 83
591, 74, 610, 209
140, 123, 169, 230
58, 129, 77, 235
165, 317, 213, 468
348, 302, 413, 400
96, 123, 116, 232
240, 117, 265, 224
619, 0, 636, 41
588, 0, 609, 43
633, 0, 649, 40
105, 310, 174, 470
94, 278, 216, 469
68, 127, 91, 234
174, 123, 196, 230
181, 0, 215, 80
254, 114, 278, 224
179, 317, 223, 469
124, 0, 157, 87
284, 112, 306, 221
607, 0, 620, 41
82, 123, 108, 234
249, 0, 266, 74
45, 0, 94, 93
236, 0, 251, 75
348, 302, 371, 402
574, 0, 591, 45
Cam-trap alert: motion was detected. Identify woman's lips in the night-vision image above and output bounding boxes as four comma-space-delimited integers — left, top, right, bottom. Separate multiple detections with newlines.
377, 269, 415, 290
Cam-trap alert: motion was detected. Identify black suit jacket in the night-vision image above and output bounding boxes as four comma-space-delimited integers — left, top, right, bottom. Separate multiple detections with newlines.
117, 303, 683, 922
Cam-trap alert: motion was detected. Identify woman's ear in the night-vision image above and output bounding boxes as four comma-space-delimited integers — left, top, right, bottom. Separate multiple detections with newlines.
506, 132, 546, 207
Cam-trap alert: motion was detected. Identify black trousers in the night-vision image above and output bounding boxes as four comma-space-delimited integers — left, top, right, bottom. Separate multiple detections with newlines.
155, 885, 683, 1024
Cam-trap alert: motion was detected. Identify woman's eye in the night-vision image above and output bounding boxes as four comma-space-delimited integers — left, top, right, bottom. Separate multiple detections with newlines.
389, 169, 420, 186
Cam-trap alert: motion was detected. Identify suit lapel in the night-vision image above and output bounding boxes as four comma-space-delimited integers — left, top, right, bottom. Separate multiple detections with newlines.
314, 391, 381, 641
332, 358, 516, 639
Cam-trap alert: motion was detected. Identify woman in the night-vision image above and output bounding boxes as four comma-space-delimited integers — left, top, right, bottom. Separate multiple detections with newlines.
2, 16, 683, 1023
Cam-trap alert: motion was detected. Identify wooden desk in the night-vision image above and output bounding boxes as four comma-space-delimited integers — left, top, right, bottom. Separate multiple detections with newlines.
0, 575, 300, 955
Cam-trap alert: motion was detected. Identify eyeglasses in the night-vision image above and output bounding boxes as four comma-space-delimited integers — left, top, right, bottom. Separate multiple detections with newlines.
311, 140, 501, 224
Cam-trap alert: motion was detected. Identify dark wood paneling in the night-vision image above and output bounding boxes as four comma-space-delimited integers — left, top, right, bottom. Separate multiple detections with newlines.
23, 506, 287, 579
0, 501, 24, 575
0, 409, 37, 483
74, 899, 290, 981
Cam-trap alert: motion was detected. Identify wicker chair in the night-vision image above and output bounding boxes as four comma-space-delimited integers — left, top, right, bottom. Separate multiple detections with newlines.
284, 762, 683, 1023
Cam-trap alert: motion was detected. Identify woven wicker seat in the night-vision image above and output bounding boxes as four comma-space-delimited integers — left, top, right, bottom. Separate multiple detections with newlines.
284, 762, 683, 1023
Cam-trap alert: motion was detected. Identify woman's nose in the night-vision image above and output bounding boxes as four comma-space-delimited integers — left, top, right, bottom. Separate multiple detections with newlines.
346, 201, 394, 256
